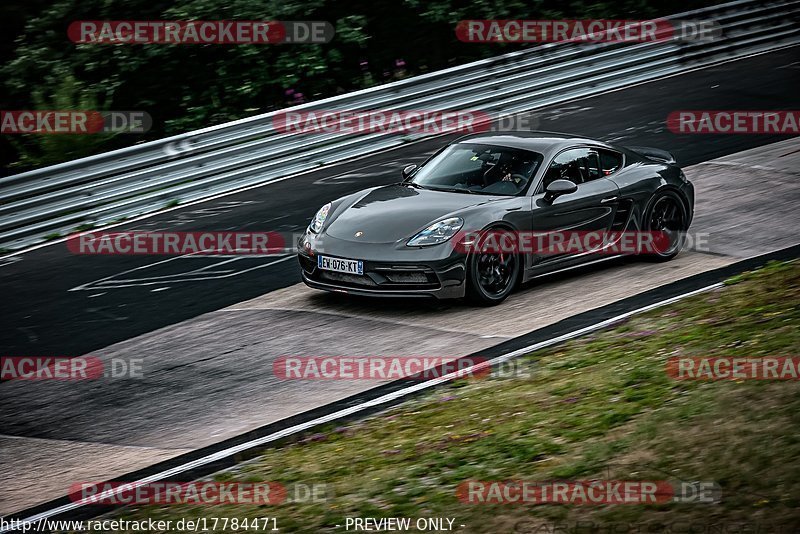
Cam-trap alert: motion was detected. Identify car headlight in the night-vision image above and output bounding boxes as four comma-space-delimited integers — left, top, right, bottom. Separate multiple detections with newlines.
308, 202, 331, 233
407, 217, 463, 247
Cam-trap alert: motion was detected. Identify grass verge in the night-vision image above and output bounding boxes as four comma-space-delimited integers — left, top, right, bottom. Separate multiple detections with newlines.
103, 260, 800, 532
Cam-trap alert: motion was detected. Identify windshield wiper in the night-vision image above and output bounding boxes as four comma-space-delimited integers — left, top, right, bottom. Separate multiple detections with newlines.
426, 186, 475, 194
446, 187, 508, 196
405, 182, 430, 190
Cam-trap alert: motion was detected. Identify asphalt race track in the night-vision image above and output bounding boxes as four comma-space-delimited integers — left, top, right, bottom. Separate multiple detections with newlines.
1, 48, 798, 357
1, 47, 799, 514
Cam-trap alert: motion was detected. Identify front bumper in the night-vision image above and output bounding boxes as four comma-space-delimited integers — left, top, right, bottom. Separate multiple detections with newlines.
297, 233, 467, 299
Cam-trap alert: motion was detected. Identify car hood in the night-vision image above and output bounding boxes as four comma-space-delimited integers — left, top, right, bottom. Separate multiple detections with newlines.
325, 184, 499, 244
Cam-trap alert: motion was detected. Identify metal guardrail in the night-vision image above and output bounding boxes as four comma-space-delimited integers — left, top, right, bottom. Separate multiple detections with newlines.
1, 0, 798, 250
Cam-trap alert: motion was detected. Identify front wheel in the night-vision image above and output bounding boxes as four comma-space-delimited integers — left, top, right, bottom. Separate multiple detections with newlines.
642, 190, 688, 262
465, 230, 520, 306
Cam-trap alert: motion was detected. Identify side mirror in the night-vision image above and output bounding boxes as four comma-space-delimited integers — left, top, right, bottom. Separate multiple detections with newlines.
401, 164, 418, 181
544, 179, 578, 203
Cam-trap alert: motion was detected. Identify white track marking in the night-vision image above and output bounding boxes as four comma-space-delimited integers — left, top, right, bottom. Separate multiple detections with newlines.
69, 255, 293, 291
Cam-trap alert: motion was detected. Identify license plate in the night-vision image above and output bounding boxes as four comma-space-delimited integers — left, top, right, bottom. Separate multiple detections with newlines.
317, 255, 364, 275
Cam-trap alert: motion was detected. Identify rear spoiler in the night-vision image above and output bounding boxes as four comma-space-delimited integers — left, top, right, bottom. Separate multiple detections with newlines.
625, 145, 676, 164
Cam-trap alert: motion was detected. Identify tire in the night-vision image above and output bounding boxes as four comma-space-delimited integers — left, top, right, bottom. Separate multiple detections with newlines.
641, 189, 689, 262
465, 228, 521, 306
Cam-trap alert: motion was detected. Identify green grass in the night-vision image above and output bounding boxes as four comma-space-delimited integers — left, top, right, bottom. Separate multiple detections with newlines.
103, 260, 800, 533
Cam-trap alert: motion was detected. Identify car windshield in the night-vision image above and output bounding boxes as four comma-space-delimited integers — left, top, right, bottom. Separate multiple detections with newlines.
410, 143, 544, 196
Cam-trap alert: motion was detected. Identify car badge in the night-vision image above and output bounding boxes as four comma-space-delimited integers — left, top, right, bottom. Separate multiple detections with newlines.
354, 231, 364, 237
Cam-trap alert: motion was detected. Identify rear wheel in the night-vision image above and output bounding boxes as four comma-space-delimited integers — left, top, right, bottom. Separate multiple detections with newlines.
466, 229, 520, 305
643, 190, 688, 262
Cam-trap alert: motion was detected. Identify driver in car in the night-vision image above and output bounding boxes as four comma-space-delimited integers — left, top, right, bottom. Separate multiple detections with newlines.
499, 157, 535, 187
482, 153, 511, 181
480, 152, 536, 191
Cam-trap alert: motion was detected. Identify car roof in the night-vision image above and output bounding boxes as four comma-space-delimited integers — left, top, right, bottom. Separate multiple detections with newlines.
454, 131, 616, 155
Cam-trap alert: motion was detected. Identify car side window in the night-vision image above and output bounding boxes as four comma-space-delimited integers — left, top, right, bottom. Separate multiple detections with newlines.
598, 149, 624, 175
541, 148, 596, 190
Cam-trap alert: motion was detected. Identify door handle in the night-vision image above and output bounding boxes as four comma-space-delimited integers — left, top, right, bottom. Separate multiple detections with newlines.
601, 196, 618, 204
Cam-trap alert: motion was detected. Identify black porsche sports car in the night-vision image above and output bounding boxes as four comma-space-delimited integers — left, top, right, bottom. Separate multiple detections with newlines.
298, 132, 694, 305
